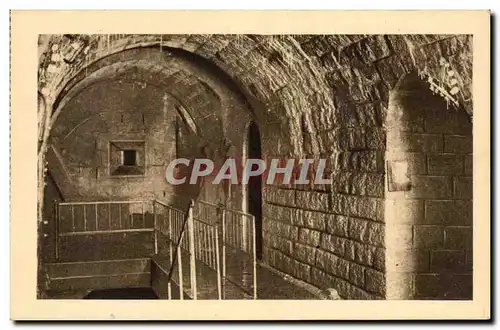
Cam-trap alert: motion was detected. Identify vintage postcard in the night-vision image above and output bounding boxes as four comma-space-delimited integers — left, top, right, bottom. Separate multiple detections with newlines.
10, 10, 490, 320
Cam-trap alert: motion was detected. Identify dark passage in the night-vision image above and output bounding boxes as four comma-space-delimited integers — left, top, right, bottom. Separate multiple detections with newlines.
122, 149, 137, 166
247, 121, 262, 260
84, 287, 158, 299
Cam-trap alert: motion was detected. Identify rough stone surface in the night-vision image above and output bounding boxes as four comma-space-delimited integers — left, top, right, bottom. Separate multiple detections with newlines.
38, 34, 473, 301
365, 268, 386, 296
428, 154, 464, 175
444, 226, 473, 250
413, 226, 444, 249
386, 73, 473, 300
295, 190, 330, 212
453, 177, 473, 199
325, 215, 349, 237
464, 155, 473, 175
292, 210, 326, 231
425, 200, 473, 225
405, 175, 453, 199
445, 135, 473, 154
320, 233, 347, 257
414, 274, 472, 299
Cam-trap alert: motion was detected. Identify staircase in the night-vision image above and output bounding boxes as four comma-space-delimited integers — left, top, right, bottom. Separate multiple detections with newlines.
45, 198, 258, 299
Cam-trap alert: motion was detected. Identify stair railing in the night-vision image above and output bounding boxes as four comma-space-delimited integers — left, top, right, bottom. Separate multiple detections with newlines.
152, 199, 193, 299
54, 200, 155, 261
155, 199, 223, 300
54, 197, 256, 300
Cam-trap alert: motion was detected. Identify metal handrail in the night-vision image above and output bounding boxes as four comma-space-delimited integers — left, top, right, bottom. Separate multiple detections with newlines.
221, 207, 257, 299
54, 199, 155, 261
59, 228, 154, 237
58, 200, 150, 206
155, 199, 256, 299
54, 197, 257, 300
152, 199, 185, 214
160, 199, 196, 299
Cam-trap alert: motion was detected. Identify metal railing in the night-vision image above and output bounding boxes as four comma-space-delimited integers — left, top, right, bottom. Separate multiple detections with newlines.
54, 198, 257, 300
192, 203, 222, 299
54, 200, 155, 260
222, 207, 257, 299
193, 201, 257, 299
153, 199, 194, 300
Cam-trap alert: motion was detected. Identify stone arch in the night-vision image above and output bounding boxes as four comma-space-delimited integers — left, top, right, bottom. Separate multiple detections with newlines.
37, 34, 474, 299
385, 72, 472, 299
38, 92, 48, 147
37, 91, 51, 221
50, 53, 225, 144
39, 35, 347, 158
46, 46, 262, 208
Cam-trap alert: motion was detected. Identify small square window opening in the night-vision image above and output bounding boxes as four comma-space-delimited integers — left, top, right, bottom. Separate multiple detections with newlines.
122, 150, 137, 166
109, 141, 145, 176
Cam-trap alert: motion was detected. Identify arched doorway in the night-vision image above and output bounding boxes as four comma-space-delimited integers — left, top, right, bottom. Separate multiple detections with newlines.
246, 121, 262, 260
385, 72, 472, 300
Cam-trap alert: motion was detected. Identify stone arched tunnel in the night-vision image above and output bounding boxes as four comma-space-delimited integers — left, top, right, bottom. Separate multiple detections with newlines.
38, 34, 473, 300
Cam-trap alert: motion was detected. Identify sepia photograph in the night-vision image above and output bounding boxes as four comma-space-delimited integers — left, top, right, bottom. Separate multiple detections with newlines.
10, 10, 491, 320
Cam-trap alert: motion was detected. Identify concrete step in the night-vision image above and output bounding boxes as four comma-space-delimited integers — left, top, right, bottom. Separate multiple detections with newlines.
46, 258, 150, 279
151, 257, 171, 299
48, 272, 151, 291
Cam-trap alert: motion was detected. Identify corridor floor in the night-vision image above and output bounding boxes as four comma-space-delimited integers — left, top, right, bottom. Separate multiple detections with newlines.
153, 247, 318, 300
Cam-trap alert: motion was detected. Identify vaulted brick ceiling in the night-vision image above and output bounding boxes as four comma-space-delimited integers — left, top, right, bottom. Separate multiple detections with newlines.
49, 49, 225, 147
38, 34, 473, 158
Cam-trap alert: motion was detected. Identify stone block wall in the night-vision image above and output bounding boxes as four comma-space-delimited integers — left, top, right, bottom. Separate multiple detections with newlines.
49, 80, 177, 202
385, 73, 472, 300
262, 180, 386, 300
38, 34, 474, 300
